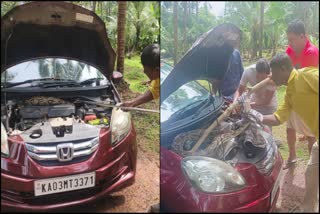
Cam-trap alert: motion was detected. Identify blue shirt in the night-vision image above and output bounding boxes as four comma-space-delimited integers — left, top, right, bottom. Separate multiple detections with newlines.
219, 49, 244, 97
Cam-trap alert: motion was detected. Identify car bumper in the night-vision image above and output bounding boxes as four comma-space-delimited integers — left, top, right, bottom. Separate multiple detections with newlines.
1, 127, 137, 212
1, 153, 135, 212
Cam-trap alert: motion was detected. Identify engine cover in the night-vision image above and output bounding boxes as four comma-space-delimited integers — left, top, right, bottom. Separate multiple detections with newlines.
20, 104, 75, 119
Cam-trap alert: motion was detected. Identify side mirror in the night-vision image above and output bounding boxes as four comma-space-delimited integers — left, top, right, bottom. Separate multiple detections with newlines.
112, 71, 123, 84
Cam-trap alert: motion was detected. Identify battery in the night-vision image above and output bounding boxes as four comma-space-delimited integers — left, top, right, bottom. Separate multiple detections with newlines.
88, 118, 109, 125
84, 114, 97, 122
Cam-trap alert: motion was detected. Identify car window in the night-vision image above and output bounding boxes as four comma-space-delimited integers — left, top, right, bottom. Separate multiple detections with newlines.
160, 62, 173, 84
161, 62, 219, 123
1, 58, 108, 87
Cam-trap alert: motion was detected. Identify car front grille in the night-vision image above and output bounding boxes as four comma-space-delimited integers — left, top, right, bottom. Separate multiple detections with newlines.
25, 137, 99, 166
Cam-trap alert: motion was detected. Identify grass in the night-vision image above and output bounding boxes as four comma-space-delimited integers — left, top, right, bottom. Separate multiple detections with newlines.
122, 55, 160, 154
123, 55, 149, 94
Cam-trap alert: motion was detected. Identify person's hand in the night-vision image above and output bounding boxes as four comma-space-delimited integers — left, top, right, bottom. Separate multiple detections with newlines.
249, 109, 263, 122
238, 92, 251, 113
232, 100, 241, 115
117, 101, 134, 111
121, 101, 135, 107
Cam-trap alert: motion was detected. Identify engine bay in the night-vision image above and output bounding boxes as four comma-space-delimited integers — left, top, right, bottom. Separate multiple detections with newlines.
171, 108, 274, 166
1, 96, 115, 143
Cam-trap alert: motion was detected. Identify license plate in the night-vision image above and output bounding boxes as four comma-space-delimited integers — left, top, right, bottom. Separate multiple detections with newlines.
271, 169, 283, 205
34, 172, 95, 196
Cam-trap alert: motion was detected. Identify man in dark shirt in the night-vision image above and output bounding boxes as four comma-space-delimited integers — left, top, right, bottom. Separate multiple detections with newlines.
220, 49, 244, 102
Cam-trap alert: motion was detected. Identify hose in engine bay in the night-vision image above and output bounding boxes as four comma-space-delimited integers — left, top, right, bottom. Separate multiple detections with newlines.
75, 100, 160, 114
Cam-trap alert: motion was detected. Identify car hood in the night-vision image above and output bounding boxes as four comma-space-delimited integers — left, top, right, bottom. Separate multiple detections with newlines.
1, 1, 115, 79
161, 23, 241, 103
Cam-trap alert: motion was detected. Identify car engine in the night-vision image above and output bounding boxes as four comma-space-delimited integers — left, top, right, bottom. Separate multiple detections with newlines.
171, 107, 274, 167
1, 96, 113, 142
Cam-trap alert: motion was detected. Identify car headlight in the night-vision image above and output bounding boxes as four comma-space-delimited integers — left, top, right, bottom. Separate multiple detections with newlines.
1, 122, 9, 157
111, 108, 131, 145
181, 156, 246, 193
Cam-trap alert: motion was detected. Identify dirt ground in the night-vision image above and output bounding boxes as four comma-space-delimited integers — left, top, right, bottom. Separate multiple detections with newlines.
274, 161, 305, 212
274, 160, 319, 213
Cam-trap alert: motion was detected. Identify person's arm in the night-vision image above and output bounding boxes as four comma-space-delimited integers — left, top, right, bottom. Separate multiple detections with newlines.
122, 90, 154, 107
233, 68, 248, 102
233, 84, 246, 102
262, 114, 281, 126
262, 91, 292, 127
122, 78, 160, 107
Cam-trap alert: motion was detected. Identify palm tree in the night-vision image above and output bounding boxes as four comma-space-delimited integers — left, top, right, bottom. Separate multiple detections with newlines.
92, 1, 96, 13
117, 1, 126, 74
259, 2, 264, 57
131, 2, 145, 50
173, 1, 178, 65
183, 2, 187, 52
225, 2, 260, 59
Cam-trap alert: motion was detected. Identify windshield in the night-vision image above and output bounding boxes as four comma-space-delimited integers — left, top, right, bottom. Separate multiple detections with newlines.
1, 58, 108, 88
161, 62, 215, 123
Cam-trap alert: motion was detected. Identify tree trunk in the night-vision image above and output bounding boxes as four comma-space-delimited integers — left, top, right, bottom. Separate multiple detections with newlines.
196, 1, 198, 17
92, 1, 96, 13
117, 1, 126, 74
251, 28, 258, 59
107, 2, 110, 17
100, 2, 103, 21
173, 2, 178, 65
259, 2, 264, 58
205, 2, 208, 16
134, 2, 143, 51
315, 2, 319, 37
183, 2, 187, 53
135, 25, 141, 51
303, 2, 309, 35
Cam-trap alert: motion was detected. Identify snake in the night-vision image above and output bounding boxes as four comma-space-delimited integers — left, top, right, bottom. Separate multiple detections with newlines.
25, 96, 67, 106
171, 122, 250, 158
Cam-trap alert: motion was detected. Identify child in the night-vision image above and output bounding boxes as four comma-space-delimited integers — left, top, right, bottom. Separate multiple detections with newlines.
121, 44, 160, 107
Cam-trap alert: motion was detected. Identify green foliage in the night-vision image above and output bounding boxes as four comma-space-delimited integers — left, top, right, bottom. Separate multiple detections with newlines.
1, 1, 18, 17
161, 1, 319, 61
1, 1, 160, 55
161, 2, 217, 62
276, 85, 287, 105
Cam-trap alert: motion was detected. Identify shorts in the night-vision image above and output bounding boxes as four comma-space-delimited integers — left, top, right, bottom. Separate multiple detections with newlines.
287, 111, 315, 137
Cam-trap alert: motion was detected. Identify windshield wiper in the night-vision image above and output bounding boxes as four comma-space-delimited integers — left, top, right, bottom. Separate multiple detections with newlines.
38, 81, 81, 88
4, 78, 76, 88
192, 95, 214, 118
78, 78, 104, 85
168, 97, 209, 121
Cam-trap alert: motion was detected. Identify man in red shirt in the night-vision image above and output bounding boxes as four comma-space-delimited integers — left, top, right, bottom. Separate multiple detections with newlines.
284, 19, 319, 169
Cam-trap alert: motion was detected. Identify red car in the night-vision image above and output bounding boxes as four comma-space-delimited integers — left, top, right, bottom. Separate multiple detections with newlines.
160, 24, 283, 212
1, 2, 137, 212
